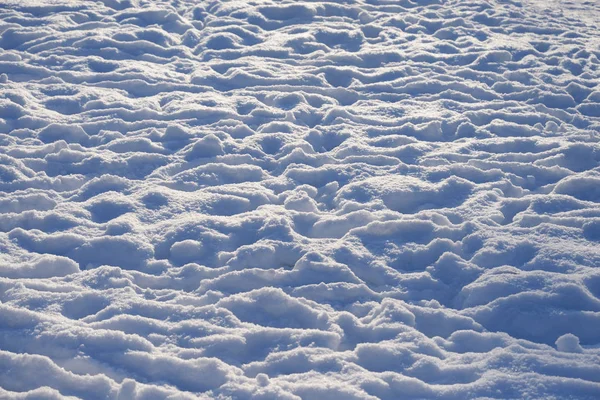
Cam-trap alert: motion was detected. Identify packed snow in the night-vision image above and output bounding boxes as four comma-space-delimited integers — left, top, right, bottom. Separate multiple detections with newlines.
1, 0, 600, 398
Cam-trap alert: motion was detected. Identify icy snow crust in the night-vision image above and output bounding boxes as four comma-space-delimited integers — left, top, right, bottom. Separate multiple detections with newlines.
1, 0, 600, 398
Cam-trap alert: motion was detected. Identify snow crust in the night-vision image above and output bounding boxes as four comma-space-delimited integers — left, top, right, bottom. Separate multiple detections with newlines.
1, 0, 600, 398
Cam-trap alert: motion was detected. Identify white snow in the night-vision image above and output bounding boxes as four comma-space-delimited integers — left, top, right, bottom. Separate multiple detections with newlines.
1, 0, 600, 398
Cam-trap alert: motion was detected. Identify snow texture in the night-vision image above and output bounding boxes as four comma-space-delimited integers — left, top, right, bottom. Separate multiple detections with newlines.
1, 0, 600, 398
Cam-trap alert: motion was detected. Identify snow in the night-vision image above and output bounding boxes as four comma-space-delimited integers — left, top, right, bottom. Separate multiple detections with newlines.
1, 0, 600, 398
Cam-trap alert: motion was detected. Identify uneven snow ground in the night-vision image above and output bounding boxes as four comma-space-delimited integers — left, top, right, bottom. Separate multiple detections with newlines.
1, 0, 600, 398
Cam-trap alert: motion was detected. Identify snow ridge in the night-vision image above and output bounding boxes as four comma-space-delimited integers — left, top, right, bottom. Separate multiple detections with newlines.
1, 0, 600, 398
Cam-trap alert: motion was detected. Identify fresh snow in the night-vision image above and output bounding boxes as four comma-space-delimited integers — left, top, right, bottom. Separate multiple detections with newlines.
1, 0, 600, 398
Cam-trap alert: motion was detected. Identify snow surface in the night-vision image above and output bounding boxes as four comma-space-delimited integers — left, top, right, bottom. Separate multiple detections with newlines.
1, 0, 600, 398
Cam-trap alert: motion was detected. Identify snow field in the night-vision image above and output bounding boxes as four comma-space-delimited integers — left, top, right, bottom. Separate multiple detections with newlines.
1, 0, 600, 398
